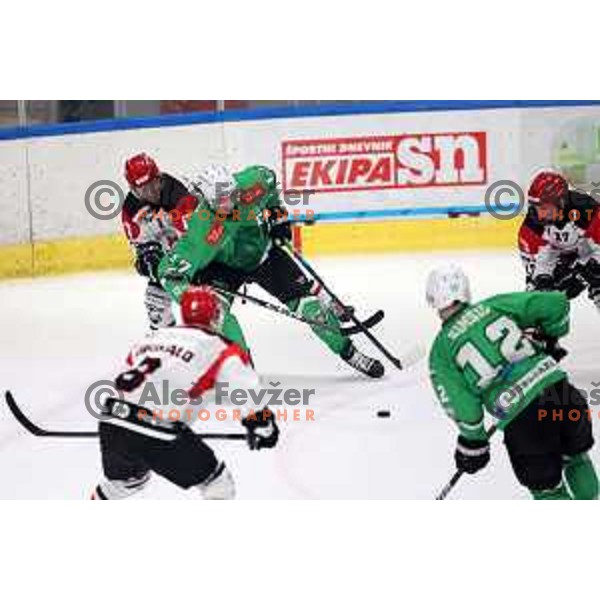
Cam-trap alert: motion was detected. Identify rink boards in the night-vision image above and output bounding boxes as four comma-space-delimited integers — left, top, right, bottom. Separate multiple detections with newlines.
0, 217, 521, 278
1, 101, 599, 278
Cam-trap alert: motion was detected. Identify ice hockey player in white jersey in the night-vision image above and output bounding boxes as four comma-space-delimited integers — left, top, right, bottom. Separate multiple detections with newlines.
91, 286, 279, 500
121, 153, 198, 330
518, 171, 600, 310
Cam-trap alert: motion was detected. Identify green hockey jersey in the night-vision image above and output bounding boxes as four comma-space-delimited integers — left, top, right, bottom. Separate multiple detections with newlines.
428, 291, 570, 441
158, 165, 284, 301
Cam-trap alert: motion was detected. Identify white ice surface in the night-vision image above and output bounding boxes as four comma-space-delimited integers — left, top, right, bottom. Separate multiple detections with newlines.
1, 250, 599, 499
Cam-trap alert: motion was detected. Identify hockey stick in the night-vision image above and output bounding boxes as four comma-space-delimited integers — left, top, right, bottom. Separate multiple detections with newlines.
216, 285, 384, 335
4, 391, 247, 441
339, 311, 385, 335
435, 424, 498, 500
279, 240, 404, 370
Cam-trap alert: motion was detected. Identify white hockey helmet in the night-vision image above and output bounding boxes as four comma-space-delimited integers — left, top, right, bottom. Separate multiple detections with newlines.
189, 164, 238, 212
426, 266, 471, 311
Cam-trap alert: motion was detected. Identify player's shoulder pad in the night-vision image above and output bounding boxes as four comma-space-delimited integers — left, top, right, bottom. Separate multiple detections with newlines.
488, 289, 564, 313
518, 220, 546, 254
569, 189, 598, 210
216, 334, 252, 364
521, 206, 545, 234
568, 189, 600, 228
122, 192, 142, 220
484, 291, 530, 308
121, 193, 145, 241
158, 173, 190, 209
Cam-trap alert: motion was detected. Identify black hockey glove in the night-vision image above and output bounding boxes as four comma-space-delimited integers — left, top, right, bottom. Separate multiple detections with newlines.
533, 267, 586, 299
269, 220, 292, 243
135, 242, 164, 283
242, 408, 279, 450
526, 329, 568, 362
580, 259, 600, 289
551, 260, 586, 299
532, 274, 554, 291
556, 273, 587, 299
267, 207, 292, 243
546, 340, 569, 362
455, 436, 490, 474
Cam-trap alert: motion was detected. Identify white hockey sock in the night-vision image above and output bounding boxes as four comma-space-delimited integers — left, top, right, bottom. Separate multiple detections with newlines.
195, 463, 236, 500
91, 473, 151, 500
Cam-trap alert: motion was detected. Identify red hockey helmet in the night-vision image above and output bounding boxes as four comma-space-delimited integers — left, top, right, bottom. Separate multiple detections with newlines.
528, 171, 568, 205
125, 153, 160, 187
180, 286, 224, 330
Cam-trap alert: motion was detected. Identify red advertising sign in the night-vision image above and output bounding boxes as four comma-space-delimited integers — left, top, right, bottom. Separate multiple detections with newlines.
282, 132, 487, 193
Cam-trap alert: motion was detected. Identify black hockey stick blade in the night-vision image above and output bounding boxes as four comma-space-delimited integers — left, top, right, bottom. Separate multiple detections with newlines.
341, 310, 385, 335
5, 391, 98, 438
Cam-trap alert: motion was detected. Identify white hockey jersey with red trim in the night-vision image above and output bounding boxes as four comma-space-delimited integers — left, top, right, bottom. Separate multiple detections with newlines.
114, 326, 259, 415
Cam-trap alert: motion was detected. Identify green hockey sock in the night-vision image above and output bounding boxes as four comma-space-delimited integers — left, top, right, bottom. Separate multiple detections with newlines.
288, 297, 349, 356
564, 452, 599, 500
531, 482, 573, 500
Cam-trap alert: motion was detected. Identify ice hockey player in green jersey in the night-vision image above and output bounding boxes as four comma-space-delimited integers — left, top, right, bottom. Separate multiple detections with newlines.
157, 164, 384, 378
426, 265, 598, 499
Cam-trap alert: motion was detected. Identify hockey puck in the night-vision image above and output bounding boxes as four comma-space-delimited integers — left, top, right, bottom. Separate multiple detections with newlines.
376, 410, 391, 418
